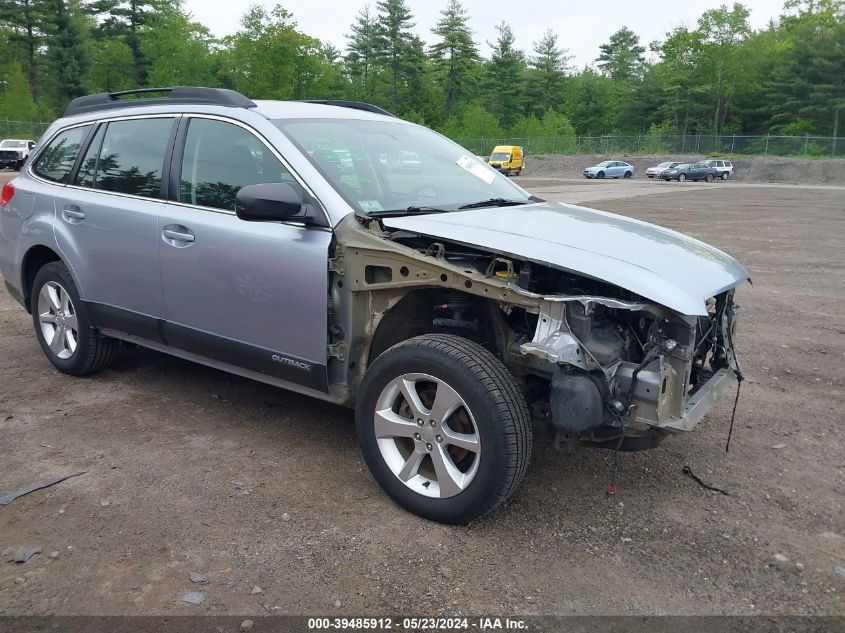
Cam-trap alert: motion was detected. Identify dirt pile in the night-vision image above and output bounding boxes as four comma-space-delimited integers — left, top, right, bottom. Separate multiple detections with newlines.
524, 153, 845, 184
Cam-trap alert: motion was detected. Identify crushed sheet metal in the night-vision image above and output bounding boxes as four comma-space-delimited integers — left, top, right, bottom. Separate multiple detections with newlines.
0, 471, 87, 506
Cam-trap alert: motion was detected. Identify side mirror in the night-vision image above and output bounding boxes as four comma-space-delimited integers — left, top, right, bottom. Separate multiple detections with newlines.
235, 183, 309, 222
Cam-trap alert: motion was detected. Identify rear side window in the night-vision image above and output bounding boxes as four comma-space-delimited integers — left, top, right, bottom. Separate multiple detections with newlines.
81, 118, 174, 198
179, 117, 298, 211
32, 125, 91, 183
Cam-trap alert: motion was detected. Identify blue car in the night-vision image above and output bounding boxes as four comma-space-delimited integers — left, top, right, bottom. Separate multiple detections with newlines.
583, 160, 635, 179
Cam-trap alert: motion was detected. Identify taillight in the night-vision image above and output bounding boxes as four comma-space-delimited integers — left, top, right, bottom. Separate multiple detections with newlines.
1, 182, 14, 207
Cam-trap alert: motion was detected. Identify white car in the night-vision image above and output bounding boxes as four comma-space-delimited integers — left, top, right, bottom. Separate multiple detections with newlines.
0, 139, 36, 170
645, 161, 682, 178
704, 159, 734, 180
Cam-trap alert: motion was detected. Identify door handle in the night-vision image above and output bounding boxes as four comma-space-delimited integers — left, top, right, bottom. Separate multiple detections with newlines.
62, 205, 85, 221
162, 226, 195, 244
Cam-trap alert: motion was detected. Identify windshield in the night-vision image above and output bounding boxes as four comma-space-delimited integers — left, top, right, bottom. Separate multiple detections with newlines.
656, 162, 671, 168
1, 140, 26, 148
275, 119, 530, 214
490, 152, 510, 161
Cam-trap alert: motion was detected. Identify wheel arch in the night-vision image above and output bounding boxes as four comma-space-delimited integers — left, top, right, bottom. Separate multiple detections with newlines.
21, 244, 63, 312
366, 288, 508, 370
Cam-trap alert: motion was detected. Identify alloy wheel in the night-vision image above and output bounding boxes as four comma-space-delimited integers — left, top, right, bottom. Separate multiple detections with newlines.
37, 281, 79, 360
374, 373, 481, 499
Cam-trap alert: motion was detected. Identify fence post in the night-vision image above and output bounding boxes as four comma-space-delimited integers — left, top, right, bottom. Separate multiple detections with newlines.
804, 134, 809, 157
731, 135, 735, 154
764, 134, 769, 155
552, 136, 555, 154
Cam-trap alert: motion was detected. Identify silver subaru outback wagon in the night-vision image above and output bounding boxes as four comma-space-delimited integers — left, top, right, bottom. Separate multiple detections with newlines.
0, 87, 748, 524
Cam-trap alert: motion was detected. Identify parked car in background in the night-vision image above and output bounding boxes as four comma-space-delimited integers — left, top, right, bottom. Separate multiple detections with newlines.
487, 145, 523, 176
661, 162, 718, 182
0, 139, 36, 170
583, 160, 634, 179
645, 161, 682, 178
0, 87, 748, 524
704, 159, 733, 180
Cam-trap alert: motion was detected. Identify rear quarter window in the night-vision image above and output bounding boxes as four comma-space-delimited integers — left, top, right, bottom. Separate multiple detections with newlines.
32, 125, 91, 183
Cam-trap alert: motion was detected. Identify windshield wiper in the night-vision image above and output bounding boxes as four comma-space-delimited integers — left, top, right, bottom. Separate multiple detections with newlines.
457, 198, 528, 210
367, 206, 451, 218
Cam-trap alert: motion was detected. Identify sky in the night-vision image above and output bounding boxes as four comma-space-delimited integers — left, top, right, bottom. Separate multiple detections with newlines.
183, 0, 787, 67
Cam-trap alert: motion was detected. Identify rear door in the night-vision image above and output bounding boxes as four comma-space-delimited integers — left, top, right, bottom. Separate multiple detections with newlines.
52, 116, 176, 336
157, 115, 332, 392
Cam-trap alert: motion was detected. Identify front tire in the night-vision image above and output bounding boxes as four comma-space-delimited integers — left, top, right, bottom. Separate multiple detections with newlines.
678, 173, 687, 182
31, 262, 119, 376
596, 171, 605, 179
356, 334, 531, 524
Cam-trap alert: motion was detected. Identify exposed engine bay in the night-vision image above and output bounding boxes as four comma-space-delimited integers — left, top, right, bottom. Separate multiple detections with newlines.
330, 213, 744, 453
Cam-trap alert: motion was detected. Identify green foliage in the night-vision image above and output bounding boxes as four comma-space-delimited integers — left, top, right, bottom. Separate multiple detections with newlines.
527, 29, 568, 116
596, 27, 644, 81
483, 22, 525, 129
44, 0, 90, 109
0, 61, 37, 120
0, 0, 842, 154
430, 0, 478, 119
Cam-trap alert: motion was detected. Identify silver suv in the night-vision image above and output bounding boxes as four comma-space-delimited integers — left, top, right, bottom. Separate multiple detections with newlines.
0, 87, 748, 523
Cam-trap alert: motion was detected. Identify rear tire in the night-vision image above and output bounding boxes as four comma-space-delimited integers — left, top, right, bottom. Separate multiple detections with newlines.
31, 262, 119, 376
623, 171, 632, 178
356, 334, 532, 524
721, 171, 729, 180
678, 174, 686, 182
706, 173, 715, 182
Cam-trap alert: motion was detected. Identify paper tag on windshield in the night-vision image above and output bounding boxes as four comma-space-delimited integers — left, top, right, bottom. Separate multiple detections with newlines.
456, 154, 496, 184
358, 200, 383, 212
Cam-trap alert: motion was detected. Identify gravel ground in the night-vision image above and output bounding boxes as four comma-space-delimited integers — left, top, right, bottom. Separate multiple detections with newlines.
0, 175, 843, 617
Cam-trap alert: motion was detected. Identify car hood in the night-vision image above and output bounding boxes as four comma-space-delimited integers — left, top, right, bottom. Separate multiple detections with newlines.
382, 202, 749, 316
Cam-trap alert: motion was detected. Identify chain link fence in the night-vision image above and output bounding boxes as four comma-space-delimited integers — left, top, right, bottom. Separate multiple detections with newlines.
0, 119, 52, 140
1, 120, 842, 159
454, 134, 845, 158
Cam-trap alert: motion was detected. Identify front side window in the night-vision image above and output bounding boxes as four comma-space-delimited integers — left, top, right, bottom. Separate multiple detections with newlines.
85, 118, 174, 198
276, 118, 530, 215
32, 125, 91, 184
180, 118, 298, 211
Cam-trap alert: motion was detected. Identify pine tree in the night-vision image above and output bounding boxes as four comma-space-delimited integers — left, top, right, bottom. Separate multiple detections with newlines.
430, 0, 478, 118
45, 0, 90, 109
0, 0, 49, 100
596, 27, 645, 81
374, 0, 415, 110
484, 22, 525, 129
528, 28, 569, 116
345, 5, 379, 102
89, 0, 160, 85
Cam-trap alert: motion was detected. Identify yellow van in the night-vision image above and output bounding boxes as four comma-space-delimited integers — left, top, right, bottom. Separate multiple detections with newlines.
487, 145, 524, 176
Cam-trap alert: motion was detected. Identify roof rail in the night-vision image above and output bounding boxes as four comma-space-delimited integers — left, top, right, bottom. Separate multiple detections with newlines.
300, 100, 395, 118
64, 87, 257, 117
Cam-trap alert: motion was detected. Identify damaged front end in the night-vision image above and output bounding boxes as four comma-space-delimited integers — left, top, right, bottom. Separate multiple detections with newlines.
332, 211, 745, 453
519, 291, 742, 452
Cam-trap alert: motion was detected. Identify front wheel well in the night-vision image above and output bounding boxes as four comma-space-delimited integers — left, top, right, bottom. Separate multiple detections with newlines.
367, 289, 507, 369
22, 245, 61, 312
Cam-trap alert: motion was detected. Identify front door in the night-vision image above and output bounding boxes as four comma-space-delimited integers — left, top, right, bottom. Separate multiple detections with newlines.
157, 116, 332, 392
